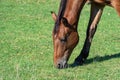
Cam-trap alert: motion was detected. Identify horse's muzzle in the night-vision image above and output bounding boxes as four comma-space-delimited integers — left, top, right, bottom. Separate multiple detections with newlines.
55, 60, 68, 69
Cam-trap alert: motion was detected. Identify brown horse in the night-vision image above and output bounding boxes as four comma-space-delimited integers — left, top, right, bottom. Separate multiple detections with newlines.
51, 0, 120, 69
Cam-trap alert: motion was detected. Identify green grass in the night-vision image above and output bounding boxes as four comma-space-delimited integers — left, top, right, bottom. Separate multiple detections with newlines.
0, 0, 120, 80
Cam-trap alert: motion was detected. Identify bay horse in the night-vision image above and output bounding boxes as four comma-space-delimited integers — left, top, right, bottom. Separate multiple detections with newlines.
51, 0, 120, 69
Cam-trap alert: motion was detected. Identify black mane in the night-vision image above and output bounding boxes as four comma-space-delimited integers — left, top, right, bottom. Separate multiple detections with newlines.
54, 0, 67, 33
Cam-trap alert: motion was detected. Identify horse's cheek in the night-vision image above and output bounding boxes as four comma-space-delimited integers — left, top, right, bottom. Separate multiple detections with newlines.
67, 32, 79, 48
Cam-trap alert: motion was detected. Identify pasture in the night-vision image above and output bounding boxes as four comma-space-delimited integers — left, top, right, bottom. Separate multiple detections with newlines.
0, 0, 120, 80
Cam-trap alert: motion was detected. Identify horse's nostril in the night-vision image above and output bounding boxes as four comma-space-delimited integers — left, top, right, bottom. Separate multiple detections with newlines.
57, 63, 61, 69
56, 62, 68, 69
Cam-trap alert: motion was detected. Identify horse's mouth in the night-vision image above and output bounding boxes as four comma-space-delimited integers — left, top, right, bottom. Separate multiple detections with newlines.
55, 56, 68, 69
57, 62, 68, 69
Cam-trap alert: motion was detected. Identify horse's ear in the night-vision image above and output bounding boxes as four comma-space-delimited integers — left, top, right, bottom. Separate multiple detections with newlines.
61, 17, 69, 27
51, 11, 57, 21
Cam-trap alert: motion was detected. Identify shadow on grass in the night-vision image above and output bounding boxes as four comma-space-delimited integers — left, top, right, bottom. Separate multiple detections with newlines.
70, 52, 120, 68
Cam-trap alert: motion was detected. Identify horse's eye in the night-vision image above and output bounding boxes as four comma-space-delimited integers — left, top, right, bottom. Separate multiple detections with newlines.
60, 33, 70, 43
60, 37, 67, 43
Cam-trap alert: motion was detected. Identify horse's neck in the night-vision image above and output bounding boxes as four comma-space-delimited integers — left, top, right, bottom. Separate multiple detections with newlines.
64, 0, 86, 26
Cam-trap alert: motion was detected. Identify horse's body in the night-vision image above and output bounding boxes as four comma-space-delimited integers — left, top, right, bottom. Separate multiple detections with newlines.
51, 0, 120, 69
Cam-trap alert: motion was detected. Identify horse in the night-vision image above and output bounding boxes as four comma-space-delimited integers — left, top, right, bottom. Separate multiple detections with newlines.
51, 0, 120, 69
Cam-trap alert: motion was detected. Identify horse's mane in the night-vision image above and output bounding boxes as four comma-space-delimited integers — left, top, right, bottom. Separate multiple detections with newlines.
54, 0, 67, 33
58, 0, 67, 21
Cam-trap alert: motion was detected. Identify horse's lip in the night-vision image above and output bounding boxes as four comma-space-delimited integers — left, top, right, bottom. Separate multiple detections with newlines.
56, 62, 68, 69
55, 57, 68, 69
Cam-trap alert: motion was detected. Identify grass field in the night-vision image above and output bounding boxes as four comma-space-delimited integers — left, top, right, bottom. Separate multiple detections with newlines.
0, 0, 120, 80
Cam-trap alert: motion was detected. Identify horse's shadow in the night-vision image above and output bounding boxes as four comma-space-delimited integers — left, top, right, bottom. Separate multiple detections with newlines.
70, 52, 120, 68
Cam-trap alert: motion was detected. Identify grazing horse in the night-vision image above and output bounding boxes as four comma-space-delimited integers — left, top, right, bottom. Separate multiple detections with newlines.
51, 0, 120, 69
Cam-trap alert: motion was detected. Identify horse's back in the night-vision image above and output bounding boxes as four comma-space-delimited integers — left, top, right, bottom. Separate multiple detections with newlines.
88, 0, 120, 16
111, 0, 120, 16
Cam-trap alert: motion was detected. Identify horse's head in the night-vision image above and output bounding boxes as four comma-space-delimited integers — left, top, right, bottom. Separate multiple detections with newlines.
51, 12, 79, 69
